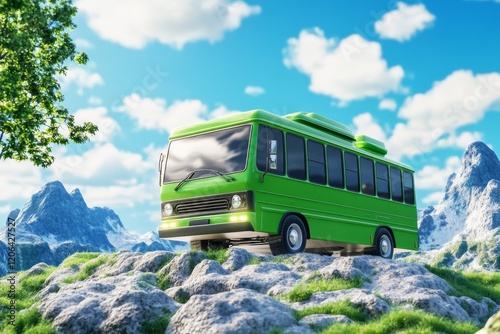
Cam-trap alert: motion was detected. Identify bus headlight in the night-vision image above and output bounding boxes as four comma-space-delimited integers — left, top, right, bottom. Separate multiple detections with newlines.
231, 195, 242, 209
163, 203, 173, 217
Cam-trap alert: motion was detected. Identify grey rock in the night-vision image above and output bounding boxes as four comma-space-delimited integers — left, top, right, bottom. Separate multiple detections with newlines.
157, 250, 206, 287
222, 247, 254, 271
299, 314, 353, 331
39, 271, 179, 334
167, 288, 304, 334
23, 262, 50, 277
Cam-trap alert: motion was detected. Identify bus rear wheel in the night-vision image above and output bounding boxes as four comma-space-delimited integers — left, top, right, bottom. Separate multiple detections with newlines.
374, 228, 394, 259
269, 215, 307, 255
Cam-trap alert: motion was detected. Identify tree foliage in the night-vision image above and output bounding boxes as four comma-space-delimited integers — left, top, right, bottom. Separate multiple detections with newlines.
0, 0, 98, 167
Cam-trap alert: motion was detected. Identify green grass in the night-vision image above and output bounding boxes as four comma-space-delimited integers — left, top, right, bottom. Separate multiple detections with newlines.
283, 276, 363, 302
0, 266, 57, 333
141, 315, 170, 334
62, 254, 110, 284
296, 300, 369, 322
205, 249, 229, 264
425, 265, 500, 302
60, 252, 101, 268
322, 309, 479, 334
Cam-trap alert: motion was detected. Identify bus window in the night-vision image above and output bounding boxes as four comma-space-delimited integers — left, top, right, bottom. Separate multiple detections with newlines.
390, 167, 403, 202
327, 146, 344, 189
308, 140, 326, 184
344, 152, 359, 192
376, 162, 390, 199
360, 157, 375, 196
257, 125, 285, 175
403, 171, 415, 205
286, 133, 306, 180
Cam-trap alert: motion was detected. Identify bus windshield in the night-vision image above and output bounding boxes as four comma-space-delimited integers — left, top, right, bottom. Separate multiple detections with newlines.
164, 125, 251, 183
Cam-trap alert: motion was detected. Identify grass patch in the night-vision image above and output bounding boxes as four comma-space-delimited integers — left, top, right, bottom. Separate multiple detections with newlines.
205, 249, 229, 264
248, 257, 262, 265
425, 265, 500, 302
60, 252, 101, 269
295, 300, 369, 322
141, 315, 170, 334
62, 254, 110, 284
283, 276, 363, 302
0, 266, 57, 333
322, 309, 479, 334
156, 275, 171, 290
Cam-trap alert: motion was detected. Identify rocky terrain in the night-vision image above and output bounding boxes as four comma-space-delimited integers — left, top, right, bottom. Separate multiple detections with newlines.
3, 248, 497, 333
0, 181, 186, 276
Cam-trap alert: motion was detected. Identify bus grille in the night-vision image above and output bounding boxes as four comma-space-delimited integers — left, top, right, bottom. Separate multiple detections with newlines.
175, 198, 230, 215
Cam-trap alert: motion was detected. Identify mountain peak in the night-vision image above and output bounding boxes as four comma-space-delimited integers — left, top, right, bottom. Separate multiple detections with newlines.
70, 188, 88, 210
459, 141, 500, 189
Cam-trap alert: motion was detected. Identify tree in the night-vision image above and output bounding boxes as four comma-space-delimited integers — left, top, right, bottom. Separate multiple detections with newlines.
0, 0, 98, 167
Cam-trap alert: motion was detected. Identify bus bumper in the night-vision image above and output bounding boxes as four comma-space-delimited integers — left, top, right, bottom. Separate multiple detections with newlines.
158, 222, 254, 239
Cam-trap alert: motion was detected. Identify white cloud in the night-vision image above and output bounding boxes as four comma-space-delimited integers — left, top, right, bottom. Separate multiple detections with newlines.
117, 94, 240, 133
415, 156, 461, 190
352, 113, 387, 142
76, 0, 261, 49
387, 70, 500, 158
0, 160, 44, 202
73, 107, 121, 142
71, 183, 155, 208
435, 131, 483, 150
378, 98, 397, 111
88, 96, 102, 105
283, 28, 404, 103
422, 191, 443, 205
75, 38, 93, 49
0, 204, 12, 215
50, 143, 151, 184
59, 67, 104, 95
244, 86, 265, 96
375, 2, 435, 42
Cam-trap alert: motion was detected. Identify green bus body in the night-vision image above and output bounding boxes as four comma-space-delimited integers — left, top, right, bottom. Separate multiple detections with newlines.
158, 110, 418, 256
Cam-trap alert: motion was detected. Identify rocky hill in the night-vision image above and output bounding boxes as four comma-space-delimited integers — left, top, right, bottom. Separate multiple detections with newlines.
0, 181, 186, 276
3, 248, 499, 333
415, 141, 500, 271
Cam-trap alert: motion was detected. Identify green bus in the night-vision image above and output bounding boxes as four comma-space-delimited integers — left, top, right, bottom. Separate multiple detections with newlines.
158, 110, 418, 258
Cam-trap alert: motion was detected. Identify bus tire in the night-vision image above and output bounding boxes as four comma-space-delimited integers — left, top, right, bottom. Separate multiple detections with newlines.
190, 240, 208, 251
374, 228, 394, 259
270, 215, 307, 255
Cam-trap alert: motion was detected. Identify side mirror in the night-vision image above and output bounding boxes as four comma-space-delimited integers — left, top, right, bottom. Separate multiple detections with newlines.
158, 153, 165, 186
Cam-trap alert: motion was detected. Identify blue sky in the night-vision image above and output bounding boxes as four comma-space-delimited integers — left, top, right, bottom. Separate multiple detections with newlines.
2, 0, 500, 234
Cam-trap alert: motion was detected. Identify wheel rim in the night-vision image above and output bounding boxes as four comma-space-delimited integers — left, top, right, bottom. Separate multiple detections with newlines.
379, 235, 392, 257
287, 223, 303, 251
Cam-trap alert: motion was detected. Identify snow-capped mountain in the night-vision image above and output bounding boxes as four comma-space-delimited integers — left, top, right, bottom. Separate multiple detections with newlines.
0, 181, 186, 276
417, 141, 500, 270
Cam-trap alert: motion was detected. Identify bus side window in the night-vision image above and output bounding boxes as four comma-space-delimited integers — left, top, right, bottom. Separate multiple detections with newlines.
403, 171, 415, 205
307, 140, 326, 184
327, 146, 344, 188
344, 152, 359, 192
360, 157, 375, 196
286, 133, 306, 180
257, 125, 285, 175
390, 167, 403, 202
376, 162, 390, 199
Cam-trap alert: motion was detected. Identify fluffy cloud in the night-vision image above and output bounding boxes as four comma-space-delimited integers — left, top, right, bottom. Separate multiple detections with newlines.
70, 183, 155, 208
421, 191, 443, 205
117, 94, 239, 133
0, 160, 44, 201
76, 0, 261, 49
283, 28, 404, 103
50, 143, 151, 184
59, 67, 104, 95
244, 86, 265, 96
352, 113, 387, 142
388, 70, 500, 158
378, 98, 397, 111
73, 107, 121, 142
375, 2, 435, 42
415, 157, 461, 190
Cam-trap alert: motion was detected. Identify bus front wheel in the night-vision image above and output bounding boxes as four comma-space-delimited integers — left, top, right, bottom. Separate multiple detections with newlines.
269, 215, 307, 255
374, 228, 394, 259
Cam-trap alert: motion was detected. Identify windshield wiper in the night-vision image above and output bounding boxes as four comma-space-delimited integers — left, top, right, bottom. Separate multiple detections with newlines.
174, 169, 235, 191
